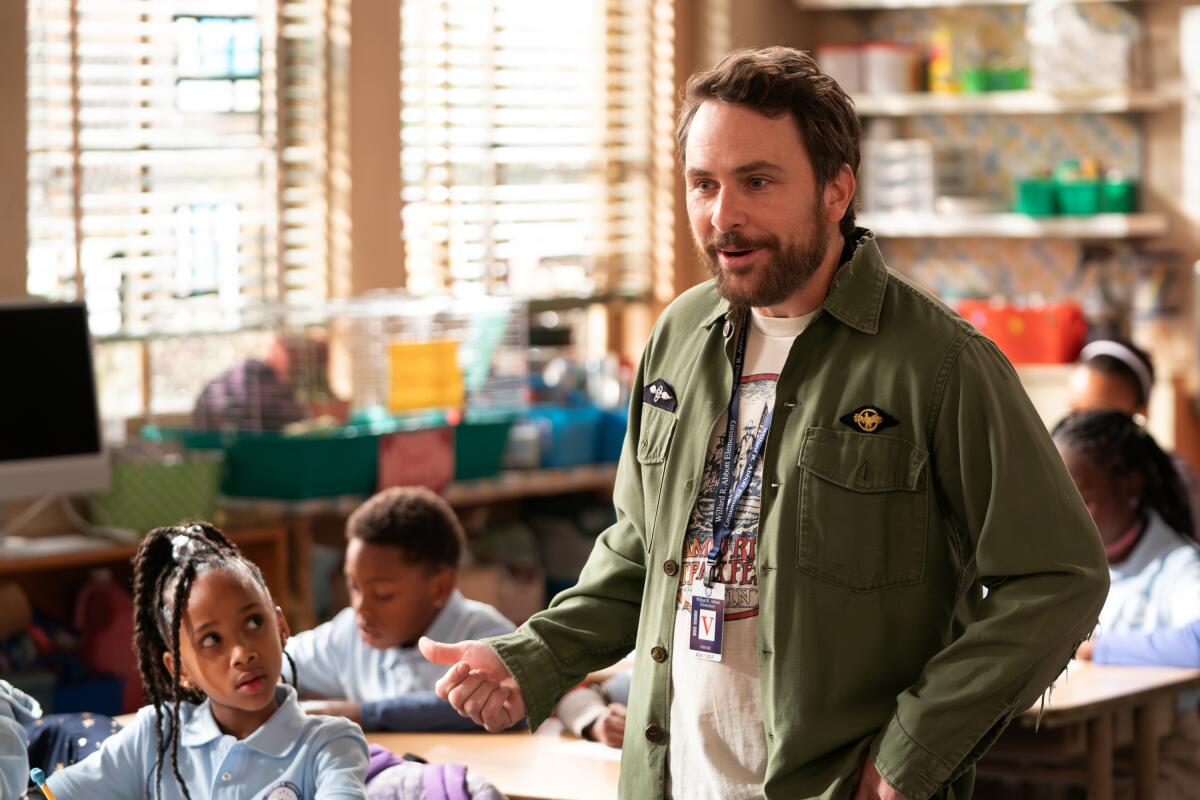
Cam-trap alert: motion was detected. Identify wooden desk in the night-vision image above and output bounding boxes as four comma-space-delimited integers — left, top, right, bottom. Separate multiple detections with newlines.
981, 662, 1200, 800
368, 729, 621, 800
0, 527, 289, 623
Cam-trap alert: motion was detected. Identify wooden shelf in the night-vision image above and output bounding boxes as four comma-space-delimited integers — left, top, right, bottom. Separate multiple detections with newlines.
442, 464, 618, 507
853, 88, 1179, 116
0, 527, 288, 623
859, 212, 1168, 239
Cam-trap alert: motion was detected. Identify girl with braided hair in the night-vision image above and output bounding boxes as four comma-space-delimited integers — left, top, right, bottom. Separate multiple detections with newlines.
36, 521, 370, 799
1052, 410, 1200, 638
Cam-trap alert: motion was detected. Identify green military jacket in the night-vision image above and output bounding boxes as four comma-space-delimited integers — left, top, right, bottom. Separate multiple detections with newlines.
487, 232, 1109, 800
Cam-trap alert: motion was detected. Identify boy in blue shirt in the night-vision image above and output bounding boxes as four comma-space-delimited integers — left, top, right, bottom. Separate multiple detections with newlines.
285, 487, 515, 731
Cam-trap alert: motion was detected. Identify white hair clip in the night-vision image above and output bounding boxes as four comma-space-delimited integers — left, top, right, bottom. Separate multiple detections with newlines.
171, 533, 199, 564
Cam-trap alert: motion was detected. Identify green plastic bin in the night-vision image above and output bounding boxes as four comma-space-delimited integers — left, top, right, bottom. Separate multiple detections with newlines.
146, 425, 383, 499
1056, 181, 1102, 216
454, 411, 516, 481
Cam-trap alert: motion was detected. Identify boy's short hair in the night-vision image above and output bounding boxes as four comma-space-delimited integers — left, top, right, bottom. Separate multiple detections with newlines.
346, 487, 464, 568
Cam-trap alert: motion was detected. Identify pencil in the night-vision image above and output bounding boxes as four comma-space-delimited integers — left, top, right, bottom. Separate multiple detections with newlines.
30, 767, 58, 800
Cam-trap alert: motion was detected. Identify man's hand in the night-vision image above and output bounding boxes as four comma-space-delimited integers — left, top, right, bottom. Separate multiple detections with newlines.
583, 703, 626, 748
419, 636, 527, 732
852, 758, 907, 800
301, 699, 362, 723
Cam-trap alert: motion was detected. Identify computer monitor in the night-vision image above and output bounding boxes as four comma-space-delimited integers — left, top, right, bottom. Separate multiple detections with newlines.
0, 300, 109, 502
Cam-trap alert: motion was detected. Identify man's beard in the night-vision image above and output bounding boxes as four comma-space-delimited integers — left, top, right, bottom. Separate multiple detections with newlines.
700, 218, 830, 309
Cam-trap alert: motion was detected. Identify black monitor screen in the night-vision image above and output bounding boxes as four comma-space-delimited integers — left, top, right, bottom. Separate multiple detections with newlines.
0, 303, 102, 461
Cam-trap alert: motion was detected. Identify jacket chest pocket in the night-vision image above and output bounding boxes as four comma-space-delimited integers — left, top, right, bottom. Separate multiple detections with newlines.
636, 406, 677, 548
796, 427, 929, 591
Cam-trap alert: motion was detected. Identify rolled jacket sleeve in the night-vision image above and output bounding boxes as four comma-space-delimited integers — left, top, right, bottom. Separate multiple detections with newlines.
487, 343, 654, 729
871, 334, 1110, 799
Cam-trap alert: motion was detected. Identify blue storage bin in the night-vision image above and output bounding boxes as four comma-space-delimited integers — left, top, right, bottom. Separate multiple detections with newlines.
525, 405, 603, 468
596, 406, 628, 463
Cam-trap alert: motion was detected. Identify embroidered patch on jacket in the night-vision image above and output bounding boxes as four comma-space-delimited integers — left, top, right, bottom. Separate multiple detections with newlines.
839, 405, 899, 434
642, 378, 678, 412
265, 782, 302, 800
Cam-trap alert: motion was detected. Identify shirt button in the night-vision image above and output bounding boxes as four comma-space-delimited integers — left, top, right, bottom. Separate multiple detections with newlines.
645, 723, 666, 744
662, 560, 678, 577
222, 772, 233, 782
684, 479, 694, 490
650, 645, 667, 663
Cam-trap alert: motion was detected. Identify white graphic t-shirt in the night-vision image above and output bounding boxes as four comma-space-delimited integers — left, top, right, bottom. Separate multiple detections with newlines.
668, 308, 814, 800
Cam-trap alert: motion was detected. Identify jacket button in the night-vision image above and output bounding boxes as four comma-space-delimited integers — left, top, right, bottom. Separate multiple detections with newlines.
651, 645, 667, 663
663, 560, 678, 577
645, 724, 666, 744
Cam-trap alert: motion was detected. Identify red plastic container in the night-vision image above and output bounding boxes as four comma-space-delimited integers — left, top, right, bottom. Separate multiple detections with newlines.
956, 301, 1087, 364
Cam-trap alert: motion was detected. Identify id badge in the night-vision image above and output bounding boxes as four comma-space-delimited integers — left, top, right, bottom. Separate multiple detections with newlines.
689, 575, 725, 662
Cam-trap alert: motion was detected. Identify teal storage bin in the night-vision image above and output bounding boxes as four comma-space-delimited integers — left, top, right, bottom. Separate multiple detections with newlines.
1056, 181, 1102, 216
454, 411, 516, 481
597, 406, 628, 463
1015, 178, 1057, 216
526, 405, 603, 468
1101, 179, 1137, 213
146, 425, 382, 499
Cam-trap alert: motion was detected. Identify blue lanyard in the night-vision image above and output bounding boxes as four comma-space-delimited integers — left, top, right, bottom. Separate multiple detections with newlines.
706, 311, 772, 587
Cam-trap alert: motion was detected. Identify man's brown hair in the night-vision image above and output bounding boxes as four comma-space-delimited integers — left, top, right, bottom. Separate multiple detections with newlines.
346, 486, 465, 568
675, 47, 861, 238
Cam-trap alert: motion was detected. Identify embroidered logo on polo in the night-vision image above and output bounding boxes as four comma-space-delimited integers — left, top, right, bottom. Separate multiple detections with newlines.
840, 405, 899, 433
642, 378, 678, 412
264, 782, 301, 800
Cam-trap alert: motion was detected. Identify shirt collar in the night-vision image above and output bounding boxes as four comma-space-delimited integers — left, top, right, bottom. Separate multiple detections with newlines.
1111, 510, 1182, 578
700, 228, 885, 335
179, 684, 306, 758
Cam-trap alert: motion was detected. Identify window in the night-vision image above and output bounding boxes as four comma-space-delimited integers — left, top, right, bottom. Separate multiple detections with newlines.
26, 0, 332, 338
399, 0, 676, 299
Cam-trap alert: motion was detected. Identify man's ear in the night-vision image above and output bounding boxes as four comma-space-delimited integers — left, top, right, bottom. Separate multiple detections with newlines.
824, 163, 856, 227
275, 604, 291, 647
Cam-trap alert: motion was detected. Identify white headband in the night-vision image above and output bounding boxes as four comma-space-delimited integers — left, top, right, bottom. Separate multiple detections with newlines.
1080, 340, 1153, 403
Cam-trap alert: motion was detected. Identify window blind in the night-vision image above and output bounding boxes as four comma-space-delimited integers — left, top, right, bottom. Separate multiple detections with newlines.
26, 0, 333, 337
398, 0, 675, 299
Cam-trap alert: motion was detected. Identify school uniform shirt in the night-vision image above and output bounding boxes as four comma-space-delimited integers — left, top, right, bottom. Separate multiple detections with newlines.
669, 308, 814, 800
1099, 510, 1200, 635
46, 684, 369, 799
0, 679, 40, 800
284, 590, 514, 730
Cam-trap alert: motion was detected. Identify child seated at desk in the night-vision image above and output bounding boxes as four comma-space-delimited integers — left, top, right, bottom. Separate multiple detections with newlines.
2, 522, 370, 799
284, 488, 515, 732
1053, 410, 1200, 639
1067, 339, 1200, 533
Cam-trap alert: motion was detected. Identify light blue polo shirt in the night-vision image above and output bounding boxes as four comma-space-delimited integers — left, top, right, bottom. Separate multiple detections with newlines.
47, 684, 368, 799
1, 679, 40, 800
283, 589, 514, 701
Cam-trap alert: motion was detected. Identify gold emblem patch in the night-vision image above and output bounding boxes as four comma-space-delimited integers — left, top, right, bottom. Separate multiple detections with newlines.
852, 408, 884, 432
839, 405, 899, 434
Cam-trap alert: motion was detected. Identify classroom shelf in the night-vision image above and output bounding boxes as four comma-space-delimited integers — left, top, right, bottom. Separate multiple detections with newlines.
859, 212, 1169, 239
852, 87, 1180, 116
442, 464, 618, 507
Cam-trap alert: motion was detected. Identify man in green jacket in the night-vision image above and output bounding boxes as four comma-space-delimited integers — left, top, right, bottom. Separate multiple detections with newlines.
420, 47, 1109, 800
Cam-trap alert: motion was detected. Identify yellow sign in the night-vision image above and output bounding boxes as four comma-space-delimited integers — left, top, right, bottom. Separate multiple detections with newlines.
387, 340, 464, 413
